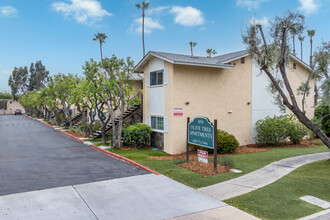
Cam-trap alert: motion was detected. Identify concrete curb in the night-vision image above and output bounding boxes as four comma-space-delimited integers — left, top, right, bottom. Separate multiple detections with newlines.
25, 115, 160, 175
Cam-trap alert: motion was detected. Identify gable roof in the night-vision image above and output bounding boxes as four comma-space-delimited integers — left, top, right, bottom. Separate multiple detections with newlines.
134, 51, 234, 72
134, 49, 312, 72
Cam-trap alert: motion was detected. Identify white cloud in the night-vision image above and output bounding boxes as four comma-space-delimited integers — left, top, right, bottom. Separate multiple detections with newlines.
298, 0, 320, 15
132, 17, 164, 34
0, 66, 12, 75
0, 6, 18, 17
169, 6, 205, 27
52, 0, 112, 25
236, 0, 268, 10
146, 6, 169, 16
250, 16, 270, 26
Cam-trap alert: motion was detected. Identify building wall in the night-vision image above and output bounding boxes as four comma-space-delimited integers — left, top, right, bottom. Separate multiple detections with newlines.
166, 56, 253, 154
251, 59, 285, 143
251, 58, 314, 143
286, 59, 314, 119
6, 100, 25, 114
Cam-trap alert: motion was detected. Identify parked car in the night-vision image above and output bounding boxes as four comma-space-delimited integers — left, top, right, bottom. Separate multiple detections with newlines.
14, 109, 22, 115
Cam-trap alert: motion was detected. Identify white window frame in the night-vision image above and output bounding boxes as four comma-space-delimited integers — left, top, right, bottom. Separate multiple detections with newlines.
148, 69, 168, 88
147, 115, 168, 133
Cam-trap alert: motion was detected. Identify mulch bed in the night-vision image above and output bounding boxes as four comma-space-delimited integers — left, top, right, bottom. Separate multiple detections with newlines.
148, 139, 321, 161
179, 161, 231, 177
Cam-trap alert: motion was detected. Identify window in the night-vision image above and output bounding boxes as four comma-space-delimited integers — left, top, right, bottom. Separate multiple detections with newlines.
241, 57, 245, 64
151, 116, 164, 130
293, 63, 296, 69
150, 70, 163, 86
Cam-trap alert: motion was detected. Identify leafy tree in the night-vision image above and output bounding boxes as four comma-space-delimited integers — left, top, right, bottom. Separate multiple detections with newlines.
243, 11, 330, 149
93, 33, 108, 60
27, 61, 50, 91
101, 56, 135, 147
206, 48, 217, 57
8, 66, 28, 100
0, 91, 13, 99
189, 41, 197, 56
53, 73, 79, 128
136, 1, 150, 57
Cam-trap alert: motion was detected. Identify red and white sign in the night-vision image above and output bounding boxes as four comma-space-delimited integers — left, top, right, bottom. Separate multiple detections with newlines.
174, 108, 183, 116
197, 149, 208, 164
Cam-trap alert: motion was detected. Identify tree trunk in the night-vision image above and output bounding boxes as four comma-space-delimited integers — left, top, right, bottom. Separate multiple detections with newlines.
310, 38, 313, 67
301, 41, 303, 60
111, 110, 116, 147
142, 11, 145, 57
293, 34, 296, 56
100, 42, 103, 60
116, 103, 125, 148
101, 125, 106, 144
314, 83, 318, 106
191, 46, 193, 56
82, 109, 88, 137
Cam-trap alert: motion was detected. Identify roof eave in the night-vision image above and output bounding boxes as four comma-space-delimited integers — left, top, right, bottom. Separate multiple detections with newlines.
290, 55, 312, 71
134, 52, 174, 73
174, 61, 234, 69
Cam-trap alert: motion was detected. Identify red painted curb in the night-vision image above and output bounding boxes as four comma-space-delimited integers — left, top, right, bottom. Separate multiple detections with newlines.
25, 115, 160, 175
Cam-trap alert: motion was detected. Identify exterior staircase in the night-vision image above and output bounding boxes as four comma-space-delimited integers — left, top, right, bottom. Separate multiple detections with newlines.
92, 103, 141, 138
63, 110, 86, 127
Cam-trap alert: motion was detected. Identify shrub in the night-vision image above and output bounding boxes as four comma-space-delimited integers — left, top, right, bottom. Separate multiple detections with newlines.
255, 115, 289, 146
122, 123, 152, 148
314, 103, 330, 136
217, 129, 239, 154
219, 156, 234, 169
287, 115, 308, 144
193, 129, 239, 154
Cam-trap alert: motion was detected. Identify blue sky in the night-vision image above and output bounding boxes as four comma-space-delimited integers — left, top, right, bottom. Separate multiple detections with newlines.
0, 0, 329, 92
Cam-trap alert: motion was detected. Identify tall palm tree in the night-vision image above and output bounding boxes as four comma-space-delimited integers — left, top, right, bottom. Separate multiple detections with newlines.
298, 36, 305, 60
307, 29, 315, 66
206, 48, 217, 58
290, 29, 297, 56
136, 1, 150, 57
189, 41, 197, 56
93, 33, 108, 60
307, 29, 317, 106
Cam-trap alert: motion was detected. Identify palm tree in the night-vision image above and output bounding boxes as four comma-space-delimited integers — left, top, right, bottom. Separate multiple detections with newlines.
298, 36, 305, 60
307, 29, 315, 66
136, 1, 150, 57
189, 42, 197, 56
307, 29, 317, 106
93, 33, 108, 60
206, 48, 217, 58
290, 29, 297, 56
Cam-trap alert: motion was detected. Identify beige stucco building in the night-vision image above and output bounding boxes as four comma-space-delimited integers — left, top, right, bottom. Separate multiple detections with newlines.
135, 49, 314, 155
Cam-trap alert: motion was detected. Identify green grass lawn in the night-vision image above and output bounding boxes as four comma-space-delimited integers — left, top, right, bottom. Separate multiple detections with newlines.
84, 136, 111, 142
225, 159, 330, 220
108, 144, 329, 188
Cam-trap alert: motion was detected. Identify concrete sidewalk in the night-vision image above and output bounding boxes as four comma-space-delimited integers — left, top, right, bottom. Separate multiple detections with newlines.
0, 174, 226, 220
199, 152, 330, 201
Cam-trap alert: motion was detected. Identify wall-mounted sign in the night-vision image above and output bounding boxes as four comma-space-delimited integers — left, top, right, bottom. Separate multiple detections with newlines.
188, 117, 214, 149
174, 108, 183, 116
197, 149, 208, 164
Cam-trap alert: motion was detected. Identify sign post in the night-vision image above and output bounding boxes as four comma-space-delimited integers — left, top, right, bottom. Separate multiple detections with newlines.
187, 117, 218, 172
186, 117, 190, 162
214, 119, 217, 173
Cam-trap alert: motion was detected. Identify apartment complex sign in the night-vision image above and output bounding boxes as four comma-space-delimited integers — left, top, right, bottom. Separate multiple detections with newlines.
188, 117, 214, 149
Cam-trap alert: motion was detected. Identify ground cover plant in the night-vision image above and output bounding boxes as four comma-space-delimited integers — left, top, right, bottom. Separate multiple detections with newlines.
225, 159, 330, 219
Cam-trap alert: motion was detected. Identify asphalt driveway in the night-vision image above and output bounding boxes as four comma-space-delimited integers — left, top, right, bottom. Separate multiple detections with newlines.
0, 115, 148, 196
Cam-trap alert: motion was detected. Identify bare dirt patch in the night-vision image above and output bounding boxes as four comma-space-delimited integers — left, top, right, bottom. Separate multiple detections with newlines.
63, 130, 86, 138
179, 161, 231, 177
